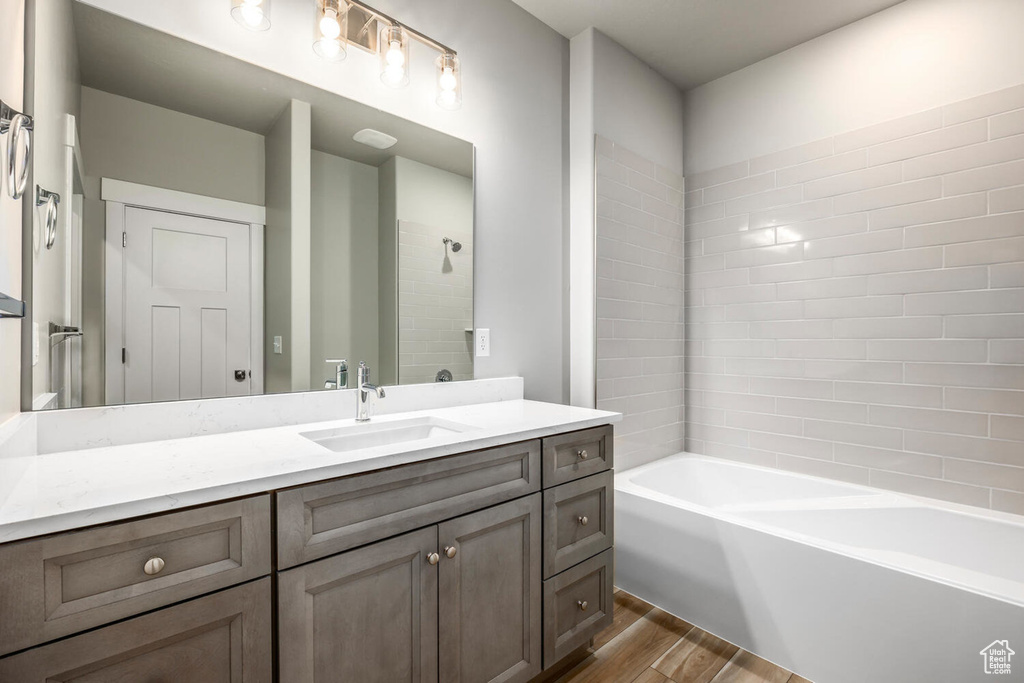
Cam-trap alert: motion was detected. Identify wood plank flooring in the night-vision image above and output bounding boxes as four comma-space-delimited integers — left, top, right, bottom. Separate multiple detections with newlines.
553, 589, 813, 683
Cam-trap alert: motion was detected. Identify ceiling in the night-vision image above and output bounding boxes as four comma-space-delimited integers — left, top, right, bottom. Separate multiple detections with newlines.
72, 2, 473, 177
508, 0, 906, 91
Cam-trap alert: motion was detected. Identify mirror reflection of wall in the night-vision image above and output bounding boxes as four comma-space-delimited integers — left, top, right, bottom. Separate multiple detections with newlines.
26, 0, 474, 410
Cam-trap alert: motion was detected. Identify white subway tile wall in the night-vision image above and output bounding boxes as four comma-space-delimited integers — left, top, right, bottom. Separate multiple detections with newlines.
595, 136, 686, 470
684, 84, 1024, 515
398, 221, 473, 385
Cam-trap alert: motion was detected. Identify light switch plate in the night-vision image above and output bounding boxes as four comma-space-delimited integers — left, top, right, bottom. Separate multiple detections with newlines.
32, 322, 39, 366
475, 328, 490, 357
273, 336, 283, 355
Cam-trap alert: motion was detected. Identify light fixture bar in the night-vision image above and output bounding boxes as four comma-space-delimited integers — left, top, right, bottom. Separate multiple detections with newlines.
345, 0, 457, 57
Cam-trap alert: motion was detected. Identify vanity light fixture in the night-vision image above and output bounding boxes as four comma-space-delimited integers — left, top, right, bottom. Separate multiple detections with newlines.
230, 0, 461, 109
436, 52, 462, 111
231, 0, 271, 31
313, 0, 347, 62
379, 25, 410, 88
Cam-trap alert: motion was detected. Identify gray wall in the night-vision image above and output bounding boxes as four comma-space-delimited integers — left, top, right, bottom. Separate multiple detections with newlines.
80, 0, 570, 403
310, 150, 380, 387
0, 0, 23, 422
29, 0, 81, 408
264, 100, 311, 394
79, 87, 265, 205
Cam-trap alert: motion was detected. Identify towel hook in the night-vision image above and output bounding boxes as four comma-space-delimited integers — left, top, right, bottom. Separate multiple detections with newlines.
1, 101, 33, 200
36, 186, 60, 250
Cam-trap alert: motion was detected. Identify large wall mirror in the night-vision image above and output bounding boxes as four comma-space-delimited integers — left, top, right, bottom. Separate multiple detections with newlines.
25, 1, 475, 410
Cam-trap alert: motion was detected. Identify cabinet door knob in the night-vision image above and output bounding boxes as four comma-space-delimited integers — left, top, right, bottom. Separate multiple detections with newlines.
577, 600, 588, 612
143, 557, 165, 576
427, 552, 440, 565
576, 449, 588, 461
444, 545, 457, 559
577, 515, 589, 526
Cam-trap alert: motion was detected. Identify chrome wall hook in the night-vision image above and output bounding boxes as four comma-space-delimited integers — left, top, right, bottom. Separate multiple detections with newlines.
36, 186, 61, 250
1, 100, 33, 200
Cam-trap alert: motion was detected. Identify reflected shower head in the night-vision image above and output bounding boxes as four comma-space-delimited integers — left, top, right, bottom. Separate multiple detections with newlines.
443, 237, 462, 252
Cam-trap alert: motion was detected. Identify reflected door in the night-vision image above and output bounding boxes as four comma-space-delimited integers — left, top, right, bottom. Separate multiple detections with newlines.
123, 207, 252, 403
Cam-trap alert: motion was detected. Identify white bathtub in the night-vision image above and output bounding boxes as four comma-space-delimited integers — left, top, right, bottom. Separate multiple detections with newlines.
615, 454, 1024, 683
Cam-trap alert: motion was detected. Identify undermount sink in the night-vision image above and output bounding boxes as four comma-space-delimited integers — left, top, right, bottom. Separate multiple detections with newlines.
300, 416, 477, 453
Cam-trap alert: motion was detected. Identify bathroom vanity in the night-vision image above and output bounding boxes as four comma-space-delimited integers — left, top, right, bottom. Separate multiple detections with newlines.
0, 394, 617, 682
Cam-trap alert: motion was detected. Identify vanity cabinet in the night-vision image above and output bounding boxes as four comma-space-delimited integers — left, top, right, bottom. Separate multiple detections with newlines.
279, 495, 542, 683
0, 578, 272, 682
0, 423, 614, 683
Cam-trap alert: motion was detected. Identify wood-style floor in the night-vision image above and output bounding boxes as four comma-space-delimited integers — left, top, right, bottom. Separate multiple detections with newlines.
553, 589, 812, 683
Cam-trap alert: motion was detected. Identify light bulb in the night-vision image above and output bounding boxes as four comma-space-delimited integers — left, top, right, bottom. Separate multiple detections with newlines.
241, 4, 265, 27
383, 64, 405, 84
319, 9, 341, 40
319, 38, 341, 59
386, 41, 405, 67
438, 90, 457, 108
439, 67, 457, 92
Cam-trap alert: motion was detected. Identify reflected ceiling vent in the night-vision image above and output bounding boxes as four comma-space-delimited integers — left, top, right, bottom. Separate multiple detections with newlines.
353, 128, 398, 150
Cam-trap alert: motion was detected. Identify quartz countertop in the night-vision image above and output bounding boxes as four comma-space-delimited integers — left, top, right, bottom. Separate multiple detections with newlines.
0, 400, 619, 543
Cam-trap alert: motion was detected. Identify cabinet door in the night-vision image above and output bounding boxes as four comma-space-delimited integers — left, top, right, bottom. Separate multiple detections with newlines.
0, 578, 271, 682
438, 494, 542, 683
278, 526, 439, 682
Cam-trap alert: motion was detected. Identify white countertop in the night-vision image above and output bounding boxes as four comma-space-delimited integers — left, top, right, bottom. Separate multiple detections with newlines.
0, 400, 619, 543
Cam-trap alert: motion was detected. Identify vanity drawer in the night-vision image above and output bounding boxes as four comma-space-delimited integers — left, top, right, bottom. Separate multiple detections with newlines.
542, 549, 613, 667
276, 439, 541, 568
0, 495, 272, 656
542, 425, 613, 487
543, 471, 613, 578
0, 578, 272, 682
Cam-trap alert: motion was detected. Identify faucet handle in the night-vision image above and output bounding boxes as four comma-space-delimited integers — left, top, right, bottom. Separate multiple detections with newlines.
326, 359, 347, 368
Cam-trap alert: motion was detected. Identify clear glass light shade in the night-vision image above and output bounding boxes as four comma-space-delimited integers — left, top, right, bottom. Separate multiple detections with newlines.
379, 26, 410, 88
313, 1, 348, 62
435, 53, 462, 110
231, 0, 271, 31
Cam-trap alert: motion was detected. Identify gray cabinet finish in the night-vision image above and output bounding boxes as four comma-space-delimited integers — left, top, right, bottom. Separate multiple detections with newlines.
277, 527, 439, 682
542, 471, 613, 579
542, 549, 614, 667
439, 495, 543, 683
541, 426, 613, 487
277, 440, 541, 568
0, 578, 272, 682
0, 495, 272, 656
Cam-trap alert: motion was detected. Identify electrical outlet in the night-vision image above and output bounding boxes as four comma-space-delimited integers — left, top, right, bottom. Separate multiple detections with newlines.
475, 328, 490, 357
273, 336, 283, 355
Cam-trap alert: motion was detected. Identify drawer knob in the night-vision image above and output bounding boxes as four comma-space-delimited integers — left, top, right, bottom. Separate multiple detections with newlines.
444, 545, 458, 559
577, 449, 589, 461
427, 552, 440, 565
577, 600, 588, 612
577, 515, 589, 526
143, 557, 165, 576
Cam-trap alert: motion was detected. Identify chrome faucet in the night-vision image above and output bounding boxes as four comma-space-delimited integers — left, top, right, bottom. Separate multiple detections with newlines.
325, 359, 348, 390
356, 361, 385, 422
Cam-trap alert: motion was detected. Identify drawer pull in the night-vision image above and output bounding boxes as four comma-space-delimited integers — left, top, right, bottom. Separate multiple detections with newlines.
444, 545, 458, 559
577, 449, 588, 461
577, 515, 589, 526
577, 600, 588, 612
143, 557, 166, 576
427, 552, 440, 565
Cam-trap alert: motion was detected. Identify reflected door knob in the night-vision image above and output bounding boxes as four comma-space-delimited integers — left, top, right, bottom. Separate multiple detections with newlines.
427, 552, 440, 566
577, 515, 589, 526
144, 557, 165, 576
577, 600, 588, 612
576, 449, 588, 461
444, 545, 457, 559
